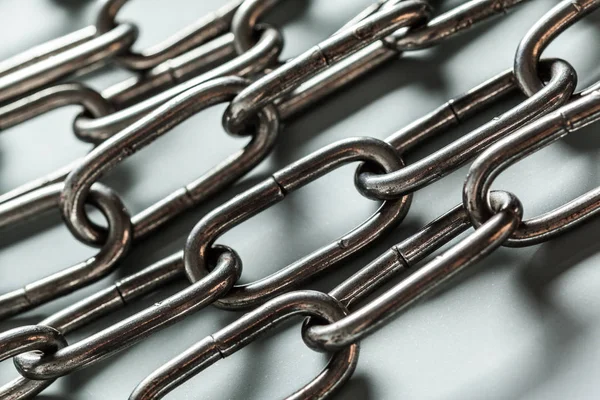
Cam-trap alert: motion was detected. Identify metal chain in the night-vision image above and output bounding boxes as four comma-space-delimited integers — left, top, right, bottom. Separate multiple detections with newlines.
0, 0, 598, 399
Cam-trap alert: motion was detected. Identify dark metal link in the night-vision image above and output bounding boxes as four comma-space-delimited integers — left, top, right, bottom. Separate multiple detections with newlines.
355, 59, 577, 199
129, 291, 359, 400
0, 183, 132, 319
223, 0, 432, 135
0, 326, 67, 400
12, 247, 240, 380
0, 26, 97, 79
183, 137, 410, 309
514, 0, 600, 97
95, 0, 243, 71
0, 24, 138, 105
391, 0, 529, 50
463, 89, 600, 246
72, 26, 282, 143
62, 76, 279, 246
303, 191, 522, 351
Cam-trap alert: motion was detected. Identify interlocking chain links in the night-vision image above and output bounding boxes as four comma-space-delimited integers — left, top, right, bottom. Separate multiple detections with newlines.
95, 0, 243, 71
10, 248, 238, 381
222, 0, 527, 133
0, 26, 97, 79
72, 26, 282, 142
0, 326, 67, 399
0, 182, 132, 320
183, 137, 409, 309
354, 59, 577, 199
62, 76, 279, 246
302, 191, 522, 351
72, 0, 428, 142
279, 0, 529, 120
222, 0, 431, 135
3, 136, 402, 396
129, 291, 359, 400
464, 89, 600, 246
514, 0, 600, 97
0, 76, 278, 319
129, 191, 520, 396
0, 24, 137, 105
0, 249, 236, 399
0, 84, 114, 203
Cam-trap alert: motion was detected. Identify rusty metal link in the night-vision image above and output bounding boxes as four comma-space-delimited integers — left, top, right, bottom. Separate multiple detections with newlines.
463, 89, 600, 247
183, 136, 410, 309
514, 0, 600, 97
0, 182, 132, 319
95, 0, 243, 71
62, 76, 280, 246
129, 291, 359, 400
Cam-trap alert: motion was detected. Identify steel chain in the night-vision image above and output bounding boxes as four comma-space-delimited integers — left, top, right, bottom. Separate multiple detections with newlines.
0, 0, 598, 399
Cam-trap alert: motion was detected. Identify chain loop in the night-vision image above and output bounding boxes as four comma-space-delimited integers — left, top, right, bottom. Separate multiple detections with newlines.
514, 0, 600, 97
13, 247, 240, 380
73, 26, 282, 143
0, 326, 67, 399
183, 137, 410, 308
0, 182, 132, 319
130, 291, 359, 400
463, 89, 600, 246
222, 0, 432, 135
96, 0, 242, 71
355, 59, 577, 199
62, 76, 280, 245
303, 191, 522, 351
0, 23, 137, 105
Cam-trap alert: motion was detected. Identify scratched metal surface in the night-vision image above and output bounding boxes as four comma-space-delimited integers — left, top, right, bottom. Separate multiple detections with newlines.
1, 1, 600, 399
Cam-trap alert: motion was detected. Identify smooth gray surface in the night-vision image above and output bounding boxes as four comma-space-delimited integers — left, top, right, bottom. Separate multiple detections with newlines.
1, 1, 599, 399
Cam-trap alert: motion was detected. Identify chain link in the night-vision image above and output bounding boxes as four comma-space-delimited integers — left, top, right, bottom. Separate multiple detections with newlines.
0, 0, 598, 398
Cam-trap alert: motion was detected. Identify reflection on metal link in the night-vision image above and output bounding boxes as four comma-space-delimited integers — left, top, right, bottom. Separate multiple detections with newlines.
463, 89, 600, 246
12, 248, 239, 380
355, 59, 577, 199
62, 76, 279, 245
72, 25, 282, 142
225, 0, 529, 133
0, 24, 137, 105
0, 83, 113, 203
223, 0, 432, 135
2, 0, 600, 398
0, 182, 132, 319
95, 0, 243, 71
0, 26, 97, 80
303, 191, 522, 351
390, 0, 529, 50
184, 137, 410, 309
0, 325, 67, 399
129, 291, 359, 400
514, 0, 600, 97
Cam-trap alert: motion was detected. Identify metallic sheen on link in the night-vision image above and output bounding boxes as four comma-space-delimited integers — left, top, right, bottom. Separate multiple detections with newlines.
1, 0, 598, 398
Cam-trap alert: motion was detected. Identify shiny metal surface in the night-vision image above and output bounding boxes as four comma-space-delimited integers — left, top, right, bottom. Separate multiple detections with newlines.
0, 0, 599, 399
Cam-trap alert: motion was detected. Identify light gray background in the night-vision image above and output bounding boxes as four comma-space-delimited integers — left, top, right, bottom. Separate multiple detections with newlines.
1, 1, 599, 399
